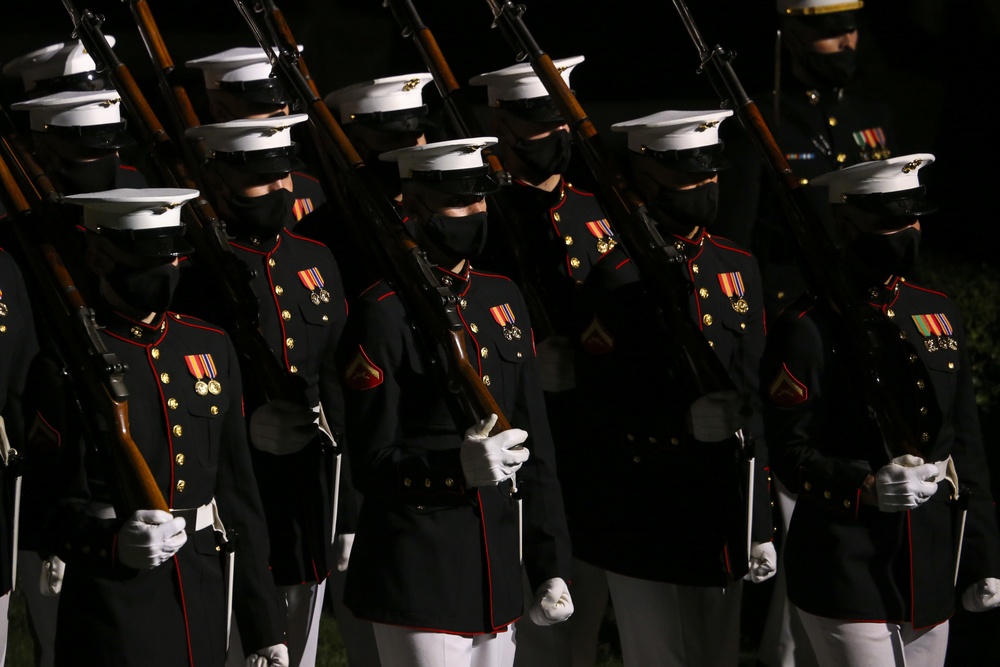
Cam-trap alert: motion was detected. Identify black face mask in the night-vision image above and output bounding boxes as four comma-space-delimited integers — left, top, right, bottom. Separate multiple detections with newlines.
796, 48, 858, 88
57, 153, 120, 195
653, 181, 720, 231
228, 187, 296, 236
848, 226, 921, 279
422, 211, 489, 263
106, 262, 179, 314
512, 130, 573, 178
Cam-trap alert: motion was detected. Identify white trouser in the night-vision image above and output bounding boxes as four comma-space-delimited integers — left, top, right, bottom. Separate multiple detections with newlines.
758, 478, 819, 667
797, 607, 949, 667
372, 623, 517, 667
607, 571, 742, 667
278, 581, 326, 667
513, 558, 608, 667
325, 566, 381, 666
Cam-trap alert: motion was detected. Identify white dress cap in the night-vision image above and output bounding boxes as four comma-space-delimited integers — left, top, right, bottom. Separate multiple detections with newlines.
185, 114, 309, 155
2, 38, 116, 91
324, 73, 433, 123
777, 0, 863, 15
380, 137, 497, 179
11, 90, 123, 132
185, 46, 302, 90
611, 109, 734, 154
469, 55, 584, 105
810, 153, 935, 203
63, 188, 200, 233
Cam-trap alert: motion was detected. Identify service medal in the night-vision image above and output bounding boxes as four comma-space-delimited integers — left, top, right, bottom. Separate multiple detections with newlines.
586, 219, 615, 256
489, 303, 522, 340
911, 313, 958, 353
717, 271, 749, 314
0, 289, 7, 317
298, 267, 328, 306
185, 353, 219, 396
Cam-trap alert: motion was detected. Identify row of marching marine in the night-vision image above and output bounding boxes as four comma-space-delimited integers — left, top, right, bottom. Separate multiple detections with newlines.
0, 0, 996, 666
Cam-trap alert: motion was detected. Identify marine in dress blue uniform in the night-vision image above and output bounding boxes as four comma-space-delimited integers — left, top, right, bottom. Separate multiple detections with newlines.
339, 138, 574, 667
30, 188, 287, 667
762, 154, 1000, 667
575, 110, 776, 667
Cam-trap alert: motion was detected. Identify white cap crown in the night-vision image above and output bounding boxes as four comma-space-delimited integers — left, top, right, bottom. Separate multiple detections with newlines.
324, 73, 433, 123
811, 153, 935, 203
380, 137, 497, 179
2, 38, 115, 91
777, 0, 863, 15
469, 55, 584, 105
185, 46, 300, 90
11, 90, 123, 132
63, 188, 200, 232
185, 114, 309, 155
612, 109, 733, 154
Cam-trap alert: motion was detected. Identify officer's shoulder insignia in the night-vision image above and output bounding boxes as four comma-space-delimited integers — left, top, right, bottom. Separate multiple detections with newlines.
580, 316, 614, 355
911, 314, 958, 353
489, 303, 522, 341
345, 345, 383, 391
768, 363, 808, 407
292, 197, 314, 221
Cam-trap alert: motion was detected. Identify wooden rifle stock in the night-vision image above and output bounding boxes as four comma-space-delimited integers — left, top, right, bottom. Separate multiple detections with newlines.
669, 0, 922, 459
233, 0, 512, 433
64, 1, 306, 410
483, 0, 739, 406
0, 112, 168, 514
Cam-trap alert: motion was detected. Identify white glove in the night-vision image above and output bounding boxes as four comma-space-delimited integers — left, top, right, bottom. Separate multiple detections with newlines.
874, 455, 940, 512
40, 555, 66, 596
529, 577, 574, 626
249, 399, 320, 455
245, 643, 289, 667
962, 577, 1000, 612
535, 335, 576, 393
744, 541, 777, 584
117, 509, 187, 570
460, 414, 530, 487
335, 533, 355, 572
688, 390, 750, 443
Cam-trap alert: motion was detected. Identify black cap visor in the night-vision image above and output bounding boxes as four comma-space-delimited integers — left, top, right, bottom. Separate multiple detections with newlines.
843, 186, 937, 218
349, 105, 435, 133
34, 70, 111, 94
210, 144, 305, 174
218, 76, 292, 106
496, 95, 566, 124
405, 165, 500, 196
645, 142, 730, 173
788, 11, 859, 37
45, 120, 134, 150
96, 223, 195, 258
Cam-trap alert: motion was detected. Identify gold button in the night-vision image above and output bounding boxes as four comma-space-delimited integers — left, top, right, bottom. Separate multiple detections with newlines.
322, 315, 329, 322
691, 264, 699, 274
275, 285, 284, 295
286, 337, 295, 349
460, 299, 468, 310
570, 257, 581, 268
281, 310, 292, 321
917, 379, 926, 389
172, 425, 183, 437
899, 331, 907, 340
670, 437, 680, 445
151, 348, 160, 359
289, 365, 298, 373
516, 352, 523, 358
130, 326, 142, 340
798, 178, 809, 186
176, 480, 186, 493
804, 481, 812, 491
740, 322, 746, 330
424, 479, 432, 488
564, 235, 573, 246
887, 309, 895, 318
843, 499, 851, 508
627, 434, 635, 442
553, 212, 561, 222
698, 288, 709, 298
160, 373, 170, 384
268, 258, 276, 268
167, 398, 179, 410
921, 432, 930, 443
211, 406, 219, 415
481, 347, 489, 358
777, 291, 786, 300
445, 478, 454, 487
470, 323, 479, 333
948, 362, 955, 369
909, 354, 918, 363
702, 314, 713, 326
482, 375, 491, 386
828, 116, 838, 127
175, 453, 185, 466
708, 340, 715, 348
633, 456, 641, 463
919, 406, 929, 416
823, 491, 831, 499
836, 153, 847, 163
215, 545, 221, 552
403, 478, 412, 487
416, 505, 425, 510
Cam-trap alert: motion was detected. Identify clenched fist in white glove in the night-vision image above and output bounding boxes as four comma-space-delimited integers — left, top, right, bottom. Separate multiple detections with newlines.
249, 399, 320, 455
246, 643, 289, 667
40, 555, 66, 596
874, 455, 940, 512
529, 577, 574, 626
117, 510, 187, 570
744, 541, 777, 584
962, 577, 1000, 612
460, 414, 530, 487
335, 533, 355, 572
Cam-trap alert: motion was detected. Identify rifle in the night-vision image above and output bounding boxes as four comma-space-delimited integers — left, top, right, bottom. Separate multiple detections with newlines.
483, 0, 742, 430
232, 0, 514, 435
670, 0, 923, 459
0, 106, 168, 514
62, 0, 308, 412
383, 0, 556, 340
